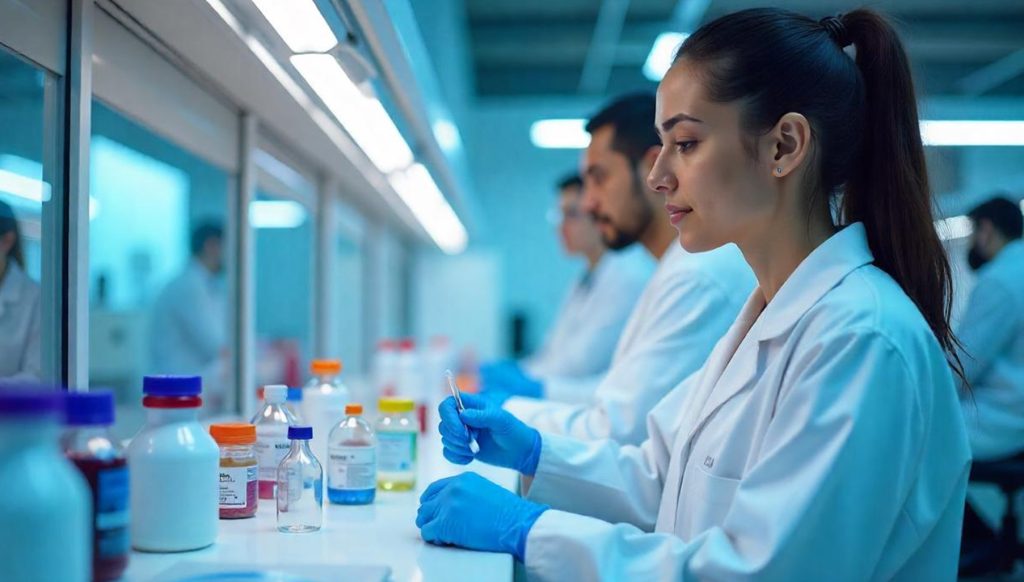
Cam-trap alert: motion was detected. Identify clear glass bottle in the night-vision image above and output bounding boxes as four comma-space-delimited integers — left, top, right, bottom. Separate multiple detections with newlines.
251, 385, 297, 499
376, 397, 417, 491
276, 425, 323, 533
127, 375, 219, 552
209, 423, 258, 519
62, 390, 129, 582
328, 403, 376, 505
302, 359, 350, 468
0, 386, 90, 582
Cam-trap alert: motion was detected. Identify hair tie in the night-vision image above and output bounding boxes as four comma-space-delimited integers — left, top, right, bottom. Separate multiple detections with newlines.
820, 15, 851, 48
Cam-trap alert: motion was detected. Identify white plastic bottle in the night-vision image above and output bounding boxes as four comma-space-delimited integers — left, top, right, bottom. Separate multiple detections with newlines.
251, 385, 297, 500
301, 359, 349, 468
0, 387, 90, 582
372, 340, 398, 397
327, 403, 376, 505
127, 376, 219, 552
396, 339, 426, 433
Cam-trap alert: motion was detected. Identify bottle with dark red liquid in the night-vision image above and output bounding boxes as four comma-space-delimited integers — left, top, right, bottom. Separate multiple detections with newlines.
62, 390, 129, 582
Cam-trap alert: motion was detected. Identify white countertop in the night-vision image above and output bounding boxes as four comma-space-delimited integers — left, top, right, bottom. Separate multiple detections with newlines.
121, 433, 515, 582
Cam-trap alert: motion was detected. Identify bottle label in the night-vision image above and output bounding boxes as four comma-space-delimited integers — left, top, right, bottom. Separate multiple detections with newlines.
329, 446, 376, 490
96, 466, 130, 558
255, 437, 291, 481
377, 432, 416, 473
219, 465, 257, 507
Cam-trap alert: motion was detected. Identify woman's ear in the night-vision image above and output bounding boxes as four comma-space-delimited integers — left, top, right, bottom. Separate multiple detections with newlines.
765, 112, 812, 179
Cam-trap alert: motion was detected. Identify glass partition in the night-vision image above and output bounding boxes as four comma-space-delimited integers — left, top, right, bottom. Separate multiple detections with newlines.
89, 100, 234, 437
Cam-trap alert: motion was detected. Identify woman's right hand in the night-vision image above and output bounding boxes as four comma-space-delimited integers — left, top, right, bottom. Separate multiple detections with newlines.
437, 393, 542, 476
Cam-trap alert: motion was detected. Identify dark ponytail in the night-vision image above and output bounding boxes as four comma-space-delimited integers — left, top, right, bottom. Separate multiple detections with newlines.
674, 8, 966, 383
0, 199, 25, 270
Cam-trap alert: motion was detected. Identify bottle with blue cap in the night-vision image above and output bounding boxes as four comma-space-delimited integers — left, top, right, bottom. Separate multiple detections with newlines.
0, 385, 90, 582
276, 425, 323, 533
62, 390, 129, 581
126, 375, 219, 552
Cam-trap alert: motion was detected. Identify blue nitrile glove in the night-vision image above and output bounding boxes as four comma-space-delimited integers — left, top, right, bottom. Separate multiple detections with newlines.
480, 361, 544, 399
437, 393, 542, 475
416, 472, 549, 562
478, 390, 513, 407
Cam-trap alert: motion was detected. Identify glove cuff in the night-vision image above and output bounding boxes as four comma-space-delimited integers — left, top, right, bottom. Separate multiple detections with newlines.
518, 429, 542, 476
505, 499, 549, 563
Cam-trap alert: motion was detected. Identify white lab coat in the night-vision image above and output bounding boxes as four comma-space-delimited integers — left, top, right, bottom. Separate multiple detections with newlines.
521, 224, 971, 581
506, 241, 755, 444
957, 240, 1024, 461
0, 262, 41, 381
523, 245, 654, 389
149, 260, 226, 387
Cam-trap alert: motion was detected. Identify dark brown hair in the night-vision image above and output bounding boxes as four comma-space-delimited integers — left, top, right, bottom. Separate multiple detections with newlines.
675, 8, 966, 382
0, 199, 25, 269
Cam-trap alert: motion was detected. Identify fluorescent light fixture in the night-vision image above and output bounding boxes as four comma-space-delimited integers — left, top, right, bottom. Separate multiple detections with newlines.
291, 53, 414, 174
920, 120, 1024, 147
388, 163, 467, 254
0, 168, 49, 203
433, 119, 462, 153
935, 215, 973, 241
643, 32, 689, 81
530, 119, 589, 149
251, 0, 338, 53
249, 199, 308, 229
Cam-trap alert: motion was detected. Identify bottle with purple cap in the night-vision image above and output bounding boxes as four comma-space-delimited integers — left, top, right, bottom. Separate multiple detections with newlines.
0, 385, 90, 582
126, 375, 219, 552
62, 390, 129, 581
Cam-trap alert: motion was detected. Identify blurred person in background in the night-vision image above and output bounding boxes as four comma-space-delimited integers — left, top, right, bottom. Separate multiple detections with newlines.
149, 221, 227, 408
0, 199, 41, 381
957, 195, 1024, 575
485, 173, 653, 403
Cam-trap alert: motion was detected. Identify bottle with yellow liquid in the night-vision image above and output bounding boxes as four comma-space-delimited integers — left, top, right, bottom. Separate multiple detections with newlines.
376, 398, 417, 491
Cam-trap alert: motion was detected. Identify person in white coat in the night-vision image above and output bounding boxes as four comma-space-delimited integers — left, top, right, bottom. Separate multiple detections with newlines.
0, 200, 41, 381
956, 196, 1024, 461
149, 222, 227, 409
417, 8, 971, 580
954, 196, 1024, 574
487, 174, 653, 398
494, 94, 755, 444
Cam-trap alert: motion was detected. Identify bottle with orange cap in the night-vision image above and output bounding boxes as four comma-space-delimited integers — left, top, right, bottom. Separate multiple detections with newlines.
327, 403, 377, 505
301, 359, 350, 468
209, 422, 258, 519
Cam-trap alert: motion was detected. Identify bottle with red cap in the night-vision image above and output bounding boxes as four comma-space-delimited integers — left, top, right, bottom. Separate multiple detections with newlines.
0, 386, 90, 582
302, 359, 350, 470
62, 390, 129, 581
127, 375, 219, 552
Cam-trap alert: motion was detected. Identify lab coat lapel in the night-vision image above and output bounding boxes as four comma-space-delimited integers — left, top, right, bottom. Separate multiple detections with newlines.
683, 224, 875, 438
616, 243, 683, 357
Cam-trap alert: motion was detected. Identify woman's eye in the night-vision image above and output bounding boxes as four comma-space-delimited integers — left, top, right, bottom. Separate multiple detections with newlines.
675, 140, 697, 154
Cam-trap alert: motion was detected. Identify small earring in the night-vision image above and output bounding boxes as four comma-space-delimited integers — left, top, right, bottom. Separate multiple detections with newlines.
775, 167, 783, 175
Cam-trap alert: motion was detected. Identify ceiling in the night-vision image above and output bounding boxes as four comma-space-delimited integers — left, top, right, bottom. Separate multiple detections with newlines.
465, 0, 1024, 99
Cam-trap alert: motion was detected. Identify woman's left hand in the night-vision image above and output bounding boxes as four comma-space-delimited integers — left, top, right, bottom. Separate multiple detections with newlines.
416, 472, 548, 562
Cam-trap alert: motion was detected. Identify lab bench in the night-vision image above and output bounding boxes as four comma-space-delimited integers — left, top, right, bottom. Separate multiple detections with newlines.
120, 433, 515, 582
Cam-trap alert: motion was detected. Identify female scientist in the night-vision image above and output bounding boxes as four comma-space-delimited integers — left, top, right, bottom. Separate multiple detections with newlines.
0, 199, 41, 381
417, 8, 971, 580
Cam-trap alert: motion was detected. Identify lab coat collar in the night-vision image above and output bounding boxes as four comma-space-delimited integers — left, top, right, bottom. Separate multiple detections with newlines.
752, 222, 874, 342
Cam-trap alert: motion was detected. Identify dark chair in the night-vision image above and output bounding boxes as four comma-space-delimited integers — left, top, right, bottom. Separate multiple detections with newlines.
968, 452, 1024, 573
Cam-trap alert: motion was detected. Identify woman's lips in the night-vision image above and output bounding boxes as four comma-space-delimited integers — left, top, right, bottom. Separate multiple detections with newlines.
665, 204, 692, 225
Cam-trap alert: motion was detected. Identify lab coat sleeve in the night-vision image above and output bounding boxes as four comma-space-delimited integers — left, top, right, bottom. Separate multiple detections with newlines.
955, 279, 1017, 390
526, 277, 737, 444
7, 285, 42, 382
523, 329, 966, 581
522, 376, 694, 530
